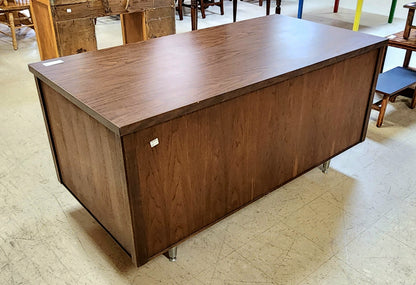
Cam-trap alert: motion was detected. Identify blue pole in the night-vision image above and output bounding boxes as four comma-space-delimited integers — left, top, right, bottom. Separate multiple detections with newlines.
298, 0, 304, 18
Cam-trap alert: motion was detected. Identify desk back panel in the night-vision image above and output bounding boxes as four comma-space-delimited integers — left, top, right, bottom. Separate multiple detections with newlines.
122, 49, 380, 260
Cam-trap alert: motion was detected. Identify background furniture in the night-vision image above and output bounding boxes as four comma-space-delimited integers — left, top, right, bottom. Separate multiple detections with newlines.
404, 2, 416, 38
372, 67, 416, 127
232, 0, 273, 22
30, 0, 176, 60
29, 14, 386, 267
0, 0, 33, 50
388, 30, 416, 68
297, 0, 398, 31
200, 0, 224, 18
177, 0, 223, 20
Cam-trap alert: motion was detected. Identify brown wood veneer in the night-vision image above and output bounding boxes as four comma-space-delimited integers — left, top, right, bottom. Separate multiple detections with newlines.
30, 14, 387, 266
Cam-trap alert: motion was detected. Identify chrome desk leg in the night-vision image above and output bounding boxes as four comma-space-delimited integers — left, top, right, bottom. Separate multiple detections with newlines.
168, 247, 177, 262
321, 159, 331, 174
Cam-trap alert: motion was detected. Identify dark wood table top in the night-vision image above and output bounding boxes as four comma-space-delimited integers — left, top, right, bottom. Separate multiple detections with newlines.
29, 14, 387, 136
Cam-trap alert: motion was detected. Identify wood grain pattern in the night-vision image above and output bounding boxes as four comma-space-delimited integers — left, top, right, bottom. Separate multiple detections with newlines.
31, 14, 386, 266
142, 6, 175, 39
388, 30, 416, 51
55, 18, 97, 56
121, 12, 146, 44
121, 7, 175, 43
30, 0, 59, 60
29, 14, 387, 136
39, 81, 134, 254
30, 0, 175, 60
122, 50, 379, 259
51, 0, 173, 21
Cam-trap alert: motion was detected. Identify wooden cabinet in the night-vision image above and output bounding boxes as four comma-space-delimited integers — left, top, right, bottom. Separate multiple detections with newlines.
29, 15, 387, 266
30, 0, 175, 60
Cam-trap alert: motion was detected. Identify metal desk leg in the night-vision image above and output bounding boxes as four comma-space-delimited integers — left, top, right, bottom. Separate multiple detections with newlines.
168, 247, 177, 262
352, 0, 363, 31
321, 160, 331, 174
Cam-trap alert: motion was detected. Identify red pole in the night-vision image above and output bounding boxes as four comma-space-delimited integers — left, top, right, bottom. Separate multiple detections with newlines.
334, 0, 340, 13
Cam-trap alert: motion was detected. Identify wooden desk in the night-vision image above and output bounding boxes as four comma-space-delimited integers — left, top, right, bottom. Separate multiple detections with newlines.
29, 15, 387, 267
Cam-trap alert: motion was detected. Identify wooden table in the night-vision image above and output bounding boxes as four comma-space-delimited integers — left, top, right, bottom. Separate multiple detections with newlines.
29, 15, 387, 267
388, 30, 416, 68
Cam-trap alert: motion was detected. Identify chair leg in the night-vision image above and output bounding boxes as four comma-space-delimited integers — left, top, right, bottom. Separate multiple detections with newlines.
404, 8, 415, 39
178, 0, 183, 20
8, 12, 18, 50
266, 0, 270, 15
389, 94, 399, 103
200, 0, 206, 18
352, 0, 364, 31
411, 89, 416, 109
297, 0, 304, 19
388, 0, 397, 23
275, 0, 281, 14
259, 0, 262, 6
220, 0, 224, 15
377, 94, 389, 127
333, 0, 340, 13
404, 50, 412, 68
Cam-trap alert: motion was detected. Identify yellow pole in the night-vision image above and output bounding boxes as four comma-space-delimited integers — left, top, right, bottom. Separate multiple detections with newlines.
352, 0, 364, 31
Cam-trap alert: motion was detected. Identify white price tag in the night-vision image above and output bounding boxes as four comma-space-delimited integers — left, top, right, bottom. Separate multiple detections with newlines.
42, 60, 64, 67
150, 138, 159, 148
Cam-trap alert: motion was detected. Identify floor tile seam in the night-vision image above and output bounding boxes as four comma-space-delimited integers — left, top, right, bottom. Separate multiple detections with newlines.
274, 191, 337, 249
331, 255, 376, 283
331, 225, 404, 278
231, 248, 276, 282
221, 220, 283, 254
277, 218, 334, 260
331, 211, 388, 253
278, 196, 387, 258
293, 255, 346, 285
318, 186, 399, 222
373, 223, 416, 252
203, 228, 232, 285
276, 188, 329, 220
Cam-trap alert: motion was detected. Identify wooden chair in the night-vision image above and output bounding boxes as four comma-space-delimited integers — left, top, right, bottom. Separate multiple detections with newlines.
177, 0, 223, 20
200, 0, 223, 18
0, 0, 33, 50
404, 2, 416, 39
372, 67, 416, 127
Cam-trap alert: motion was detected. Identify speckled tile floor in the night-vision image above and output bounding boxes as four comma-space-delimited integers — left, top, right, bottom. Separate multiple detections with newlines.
1, 0, 416, 284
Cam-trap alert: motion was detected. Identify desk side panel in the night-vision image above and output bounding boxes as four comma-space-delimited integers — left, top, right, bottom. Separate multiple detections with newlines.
123, 49, 379, 261
38, 81, 134, 255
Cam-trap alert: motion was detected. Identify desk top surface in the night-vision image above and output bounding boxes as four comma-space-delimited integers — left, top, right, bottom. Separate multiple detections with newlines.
29, 14, 386, 136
